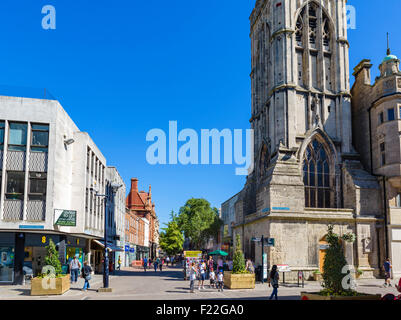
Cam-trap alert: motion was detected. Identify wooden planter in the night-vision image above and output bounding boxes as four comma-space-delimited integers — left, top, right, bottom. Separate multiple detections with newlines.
223, 272, 255, 289
313, 273, 322, 281
31, 274, 70, 296
301, 292, 381, 301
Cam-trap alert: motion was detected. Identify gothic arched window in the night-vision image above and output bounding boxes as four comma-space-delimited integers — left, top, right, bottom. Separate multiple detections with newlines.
295, 2, 333, 90
303, 139, 332, 208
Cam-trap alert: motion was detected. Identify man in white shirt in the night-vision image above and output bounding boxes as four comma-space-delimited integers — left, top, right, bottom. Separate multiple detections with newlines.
70, 256, 81, 284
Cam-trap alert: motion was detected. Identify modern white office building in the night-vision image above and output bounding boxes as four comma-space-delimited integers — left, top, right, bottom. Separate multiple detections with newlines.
0, 94, 125, 284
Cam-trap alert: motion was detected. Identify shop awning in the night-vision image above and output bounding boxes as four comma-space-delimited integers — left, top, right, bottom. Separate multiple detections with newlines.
92, 240, 124, 252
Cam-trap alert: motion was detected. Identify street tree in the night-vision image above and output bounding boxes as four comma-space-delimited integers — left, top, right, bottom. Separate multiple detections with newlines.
159, 211, 184, 256
176, 198, 222, 249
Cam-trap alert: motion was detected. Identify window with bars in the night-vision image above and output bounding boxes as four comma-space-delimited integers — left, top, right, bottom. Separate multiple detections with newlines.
303, 139, 332, 208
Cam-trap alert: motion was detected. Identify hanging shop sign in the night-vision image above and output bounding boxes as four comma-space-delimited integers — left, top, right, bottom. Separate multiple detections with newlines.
54, 209, 77, 226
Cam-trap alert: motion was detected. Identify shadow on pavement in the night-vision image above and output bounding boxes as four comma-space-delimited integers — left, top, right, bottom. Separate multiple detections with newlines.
9, 288, 30, 296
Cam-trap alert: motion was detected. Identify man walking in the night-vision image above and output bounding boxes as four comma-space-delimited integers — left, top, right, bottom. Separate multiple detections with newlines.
143, 257, 148, 272
69, 256, 81, 284
383, 258, 392, 287
117, 256, 122, 271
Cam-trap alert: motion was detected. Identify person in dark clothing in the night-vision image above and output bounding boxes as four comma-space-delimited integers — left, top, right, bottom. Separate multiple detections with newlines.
268, 265, 279, 300
82, 261, 92, 291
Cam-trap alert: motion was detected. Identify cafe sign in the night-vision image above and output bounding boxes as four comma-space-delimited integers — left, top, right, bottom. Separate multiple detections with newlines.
54, 209, 77, 226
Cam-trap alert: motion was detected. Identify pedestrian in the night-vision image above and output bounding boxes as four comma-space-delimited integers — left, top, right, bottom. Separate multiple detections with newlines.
217, 257, 223, 273
69, 256, 81, 284
198, 260, 207, 290
166, 256, 170, 267
217, 270, 224, 292
268, 265, 279, 300
154, 259, 158, 272
189, 262, 197, 293
109, 260, 114, 275
383, 258, 392, 287
81, 261, 92, 291
143, 257, 148, 272
208, 256, 214, 279
117, 256, 122, 271
159, 259, 164, 272
209, 267, 216, 289
246, 259, 255, 273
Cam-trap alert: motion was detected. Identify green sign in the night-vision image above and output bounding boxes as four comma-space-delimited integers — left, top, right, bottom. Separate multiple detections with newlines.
55, 210, 77, 226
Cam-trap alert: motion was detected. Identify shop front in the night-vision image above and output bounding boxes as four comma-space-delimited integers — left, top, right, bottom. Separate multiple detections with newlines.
136, 245, 149, 261
0, 233, 15, 284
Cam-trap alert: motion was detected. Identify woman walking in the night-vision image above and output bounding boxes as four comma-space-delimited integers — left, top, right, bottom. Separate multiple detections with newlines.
268, 265, 279, 300
81, 261, 92, 291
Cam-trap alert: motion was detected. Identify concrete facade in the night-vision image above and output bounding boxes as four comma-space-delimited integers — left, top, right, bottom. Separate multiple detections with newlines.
0, 95, 125, 283
229, 0, 385, 280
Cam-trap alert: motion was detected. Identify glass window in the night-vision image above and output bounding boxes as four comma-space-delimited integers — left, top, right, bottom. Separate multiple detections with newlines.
380, 142, 386, 166
379, 112, 384, 124
396, 194, 401, 208
303, 139, 332, 208
0, 121, 5, 150
28, 172, 47, 200
388, 108, 395, 121
6, 171, 25, 200
8, 123, 27, 151
31, 124, 49, 152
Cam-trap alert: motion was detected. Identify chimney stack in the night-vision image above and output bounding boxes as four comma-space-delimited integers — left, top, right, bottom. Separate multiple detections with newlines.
131, 178, 138, 192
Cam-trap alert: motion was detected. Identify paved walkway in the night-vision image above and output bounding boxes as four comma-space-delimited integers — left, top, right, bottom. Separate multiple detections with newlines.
0, 266, 399, 300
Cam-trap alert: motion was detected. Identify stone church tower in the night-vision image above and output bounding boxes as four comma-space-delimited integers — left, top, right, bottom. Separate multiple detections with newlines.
233, 0, 385, 278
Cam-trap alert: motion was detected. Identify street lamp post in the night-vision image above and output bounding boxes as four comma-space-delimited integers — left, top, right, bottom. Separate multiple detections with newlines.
92, 182, 122, 291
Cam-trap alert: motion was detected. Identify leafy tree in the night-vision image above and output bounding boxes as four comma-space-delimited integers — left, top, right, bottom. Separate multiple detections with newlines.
159, 211, 184, 256
321, 225, 356, 296
176, 198, 222, 249
232, 234, 247, 274
43, 239, 63, 276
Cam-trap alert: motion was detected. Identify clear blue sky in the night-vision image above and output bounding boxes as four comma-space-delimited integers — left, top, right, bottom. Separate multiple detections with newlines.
0, 0, 399, 227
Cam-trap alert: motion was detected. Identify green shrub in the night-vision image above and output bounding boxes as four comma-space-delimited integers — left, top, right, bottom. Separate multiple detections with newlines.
320, 225, 356, 296
232, 234, 248, 274
42, 239, 63, 277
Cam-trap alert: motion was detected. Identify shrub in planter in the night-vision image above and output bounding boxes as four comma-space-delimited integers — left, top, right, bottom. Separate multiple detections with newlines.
301, 225, 380, 300
31, 239, 70, 296
224, 235, 255, 289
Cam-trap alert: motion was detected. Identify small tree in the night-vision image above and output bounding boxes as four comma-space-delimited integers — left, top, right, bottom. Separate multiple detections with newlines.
43, 239, 63, 276
321, 225, 356, 296
232, 234, 247, 274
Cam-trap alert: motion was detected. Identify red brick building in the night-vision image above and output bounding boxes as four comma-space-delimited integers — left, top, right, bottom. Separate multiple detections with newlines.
126, 178, 159, 260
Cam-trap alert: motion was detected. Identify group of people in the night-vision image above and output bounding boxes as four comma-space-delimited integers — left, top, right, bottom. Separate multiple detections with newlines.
69, 256, 93, 291
143, 257, 166, 272
189, 259, 224, 293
